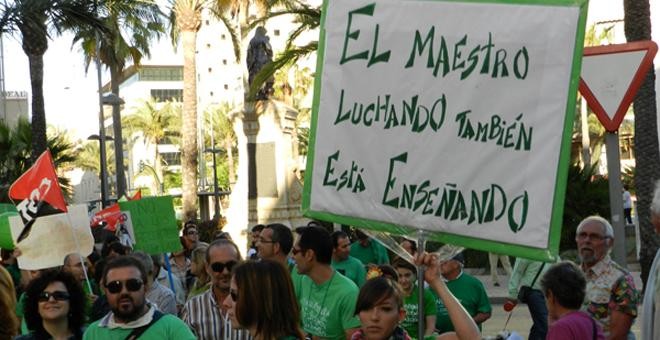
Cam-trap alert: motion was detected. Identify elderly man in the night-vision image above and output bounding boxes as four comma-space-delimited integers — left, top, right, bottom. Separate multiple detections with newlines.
83, 256, 195, 339
576, 216, 639, 339
435, 253, 491, 333
256, 223, 293, 270
642, 181, 660, 340
181, 239, 249, 340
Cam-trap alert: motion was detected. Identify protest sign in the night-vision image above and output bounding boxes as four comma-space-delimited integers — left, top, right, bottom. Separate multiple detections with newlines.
119, 196, 181, 254
303, 0, 588, 261
8, 204, 94, 270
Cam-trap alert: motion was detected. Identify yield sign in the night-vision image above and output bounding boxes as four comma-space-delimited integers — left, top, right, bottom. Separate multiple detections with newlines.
579, 41, 658, 132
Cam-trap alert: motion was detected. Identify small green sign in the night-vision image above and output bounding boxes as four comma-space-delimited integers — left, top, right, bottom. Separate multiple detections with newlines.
119, 196, 181, 254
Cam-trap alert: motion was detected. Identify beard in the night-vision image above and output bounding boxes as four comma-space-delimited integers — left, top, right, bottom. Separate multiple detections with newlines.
112, 294, 146, 322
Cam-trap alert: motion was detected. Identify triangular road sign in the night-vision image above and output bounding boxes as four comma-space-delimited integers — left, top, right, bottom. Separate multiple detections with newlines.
579, 41, 658, 132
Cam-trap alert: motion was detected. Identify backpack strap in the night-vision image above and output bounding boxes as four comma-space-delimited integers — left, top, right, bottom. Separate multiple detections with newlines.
125, 310, 164, 340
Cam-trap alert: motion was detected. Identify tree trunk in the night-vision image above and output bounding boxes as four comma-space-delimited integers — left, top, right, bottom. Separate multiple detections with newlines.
110, 65, 127, 199
181, 29, 199, 221
28, 53, 47, 161
623, 0, 660, 288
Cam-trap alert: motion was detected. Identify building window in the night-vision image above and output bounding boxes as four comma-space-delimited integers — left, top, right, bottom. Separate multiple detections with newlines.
210, 91, 214, 96
139, 67, 183, 81
274, 29, 280, 36
224, 84, 229, 90
222, 59, 227, 65
208, 67, 212, 73
205, 20, 209, 25
150, 89, 183, 102
221, 34, 226, 40
206, 43, 211, 48
620, 134, 635, 160
161, 152, 181, 166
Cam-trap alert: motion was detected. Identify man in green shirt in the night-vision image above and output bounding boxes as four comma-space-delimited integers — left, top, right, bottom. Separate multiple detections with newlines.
434, 253, 491, 333
331, 231, 366, 287
292, 226, 361, 339
349, 229, 390, 266
84, 256, 195, 339
394, 259, 437, 339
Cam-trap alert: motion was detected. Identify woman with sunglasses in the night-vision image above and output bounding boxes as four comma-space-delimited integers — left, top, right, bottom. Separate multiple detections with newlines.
223, 260, 304, 340
17, 269, 86, 340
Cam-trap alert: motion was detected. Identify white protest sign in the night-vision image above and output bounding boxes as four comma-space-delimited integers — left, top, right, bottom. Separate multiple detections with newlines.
303, 0, 588, 261
11, 204, 94, 270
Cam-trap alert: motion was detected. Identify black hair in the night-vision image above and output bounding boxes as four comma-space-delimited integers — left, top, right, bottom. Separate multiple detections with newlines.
540, 261, 586, 310
102, 255, 147, 285
297, 226, 333, 264
267, 223, 294, 254
24, 270, 85, 339
392, 259, 417, 275
355, 276, 403, 314
101, 241, 128, 258
251, 224, 266, 233
401, 239, 417, 253
331, 231, 349, 248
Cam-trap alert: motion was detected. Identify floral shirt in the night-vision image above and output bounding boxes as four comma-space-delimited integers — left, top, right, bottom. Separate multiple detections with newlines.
582, 256, 639, 337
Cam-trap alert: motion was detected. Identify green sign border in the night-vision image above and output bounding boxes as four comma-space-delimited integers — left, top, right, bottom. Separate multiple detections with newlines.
303, 0, 589, 262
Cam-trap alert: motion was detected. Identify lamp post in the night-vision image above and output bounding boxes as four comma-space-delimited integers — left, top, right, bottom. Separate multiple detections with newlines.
103, 93, 126, 199
205, 147, 222, 220
87, 134, 113, 207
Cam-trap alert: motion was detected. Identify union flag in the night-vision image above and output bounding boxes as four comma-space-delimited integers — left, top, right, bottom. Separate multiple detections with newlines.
9, 150, 68, 242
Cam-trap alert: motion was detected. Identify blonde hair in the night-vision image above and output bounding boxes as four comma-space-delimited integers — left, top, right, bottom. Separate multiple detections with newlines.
0, 266, 19, 338
191, 243, 210, 284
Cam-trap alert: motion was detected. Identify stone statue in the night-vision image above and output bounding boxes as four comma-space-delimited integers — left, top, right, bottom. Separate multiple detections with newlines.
247, 26, 274, 100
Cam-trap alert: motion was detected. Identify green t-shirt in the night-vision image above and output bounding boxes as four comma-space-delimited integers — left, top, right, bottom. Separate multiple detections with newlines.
16, 292, 29, 334
332, 256, 367, 287
293, 270, 361, 339
83, 314, 196, 340
402, 285, 437, 339
350, 241, 390, 265
433, 272, 491, 333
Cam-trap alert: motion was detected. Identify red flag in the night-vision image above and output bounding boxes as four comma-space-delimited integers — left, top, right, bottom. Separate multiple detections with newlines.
90, 203, 122, 232
130, 189, 141, 201
9, 150, 68, 242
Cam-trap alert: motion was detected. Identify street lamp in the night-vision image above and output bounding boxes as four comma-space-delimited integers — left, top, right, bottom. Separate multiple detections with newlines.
103, 93, 126, 200
87, 134, 113, 207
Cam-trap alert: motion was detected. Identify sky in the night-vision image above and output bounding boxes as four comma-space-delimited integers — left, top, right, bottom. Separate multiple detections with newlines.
1, 0, 660, 141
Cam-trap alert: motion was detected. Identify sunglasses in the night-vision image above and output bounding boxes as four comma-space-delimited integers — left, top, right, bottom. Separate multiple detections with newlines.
211, 260, 237, 273
38, 291, 70, 302
230, 289, 239, 302
105, 278, 144, 294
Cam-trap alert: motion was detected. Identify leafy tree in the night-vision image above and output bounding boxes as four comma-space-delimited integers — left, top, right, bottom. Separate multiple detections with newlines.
0, 118, 76, 201
0, 0, 105, 160
624, 0, 660, 286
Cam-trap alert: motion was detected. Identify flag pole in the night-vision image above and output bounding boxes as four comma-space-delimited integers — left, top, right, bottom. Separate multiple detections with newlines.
163, 253, 177, 296
64, 213, 93, 294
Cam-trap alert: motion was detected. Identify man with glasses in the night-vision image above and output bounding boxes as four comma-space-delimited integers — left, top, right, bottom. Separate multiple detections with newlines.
181, 239, 250, 340
291, 225, 361, 339
576, 216, 639, 339
257, 223, 294, 270
84, 256, 194, 339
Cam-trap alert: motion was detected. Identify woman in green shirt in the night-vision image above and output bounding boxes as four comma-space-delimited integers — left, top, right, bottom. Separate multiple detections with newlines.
223, 260, 304, 340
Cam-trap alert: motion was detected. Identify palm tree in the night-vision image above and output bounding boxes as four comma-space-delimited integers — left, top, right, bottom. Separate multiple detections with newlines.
72, 0, 164, 199
123, 99, 181, 197
168, 0, 204, 220
623, 0, 660, 287
0, 118, 77, 201
0, 0, 104, 161
204, 103, 237, 186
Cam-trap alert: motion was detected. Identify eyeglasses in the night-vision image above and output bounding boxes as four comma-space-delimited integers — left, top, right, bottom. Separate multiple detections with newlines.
105, 278, 144, 294
211, 260, 237, 273
38, 291, 70, 302
576, 232, 609, 241
230, 289, 239, 302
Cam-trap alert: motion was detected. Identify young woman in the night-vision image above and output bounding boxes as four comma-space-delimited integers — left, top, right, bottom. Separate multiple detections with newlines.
541, 261, 604, 340
223, 260, 304, 340
393, 259, 437, 339
17, 270, 86, 340
187, 243, 210, 300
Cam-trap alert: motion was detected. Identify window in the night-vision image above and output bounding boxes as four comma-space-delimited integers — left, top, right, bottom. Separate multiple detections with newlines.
206, 43, 211, 48
222, 59, 227, 65
210, 91, 214, 96
224, 84, 229, 90
205, 20, 209, 25
620, 134, 635, 160
208, 67, 212, 73
274, 29, 280, 36
139, 67, 183, 81
150, 89, 183, 102
221, 34, 226, 40
161, 152, 181, 166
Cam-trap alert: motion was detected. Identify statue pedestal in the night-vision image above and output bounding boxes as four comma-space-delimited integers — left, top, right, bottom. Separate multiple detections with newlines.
224, 100, 308, 255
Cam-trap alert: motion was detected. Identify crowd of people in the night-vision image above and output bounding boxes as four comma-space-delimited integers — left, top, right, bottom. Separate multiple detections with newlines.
3, 181, 660, 340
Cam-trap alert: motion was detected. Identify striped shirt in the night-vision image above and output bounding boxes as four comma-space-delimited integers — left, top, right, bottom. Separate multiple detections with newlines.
181, 289, 250, 340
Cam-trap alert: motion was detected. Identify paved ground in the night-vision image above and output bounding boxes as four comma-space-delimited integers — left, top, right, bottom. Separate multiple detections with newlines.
473, 272, 643, 339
